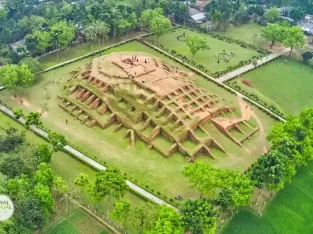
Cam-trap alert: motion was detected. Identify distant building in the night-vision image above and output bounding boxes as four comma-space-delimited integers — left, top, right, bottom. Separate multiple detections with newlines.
189, 8, 206, 24
298, 14, 313, 35
10, 39, 26, 51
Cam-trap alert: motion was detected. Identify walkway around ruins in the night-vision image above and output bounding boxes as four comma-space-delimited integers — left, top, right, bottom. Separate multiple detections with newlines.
216, 48, 291, 83
0, 103, 176, 210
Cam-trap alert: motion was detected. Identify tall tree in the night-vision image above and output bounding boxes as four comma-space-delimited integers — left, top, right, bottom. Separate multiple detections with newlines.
34, 163, 55, 188
184, 34, 209, 61
150, 15, 172, 42
128, 12, 138, 35
19, 57, 42, 73
261, 24, 286, 49
283, 26, 305, 56
265, 7, 280, 23
147, 206, 184, 234
290, 7, 306, 21
32, 183, 54, 213
25, 112, 42, 129
111, 199, 132, 230
183, 161, 221, 198
95, 21, 110, 47
48, 132, 67, 152
84, 24, 97, 53
180, 199, 216, 234
140, 8, 163, 29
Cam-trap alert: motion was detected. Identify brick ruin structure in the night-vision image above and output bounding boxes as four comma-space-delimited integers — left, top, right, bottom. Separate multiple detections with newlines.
58, 53, 259, 161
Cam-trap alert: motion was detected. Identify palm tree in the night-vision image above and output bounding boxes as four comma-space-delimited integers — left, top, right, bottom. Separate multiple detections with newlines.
84, 24, 97, 53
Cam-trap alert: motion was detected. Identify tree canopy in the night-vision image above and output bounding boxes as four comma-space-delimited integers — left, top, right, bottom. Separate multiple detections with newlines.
184, 34, 209, 61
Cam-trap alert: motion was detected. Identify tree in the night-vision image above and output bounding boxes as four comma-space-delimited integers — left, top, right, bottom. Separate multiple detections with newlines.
0, 64, 34, 93
15, 197, 46, 231
140, 8, 163, 29
34, 163, 55, 188
266, 7, 280, 23
16, 16, 46, 35
35, 144, 53, 163
95, 21, 110, 47
6, 174, 31, 199
48, 132, 67, 152
32, 183, 54, 213
183, 161, 221, 198
128, 12, 138, 35
0, 156, 29, 179
261, 24, 286, 49
53, 176, 68, 196
13, 108, 24, 119
283, 26, 305, 56
117, 18, 131, 37
184, 34, 209, 61
0, 127, 25, 153
25, 112, 42, 129
84, 24, 97, 52
127, 202, 159, 234
25, 30, 52, 54
89, 168, 128, 214
19, 57, 42, 73
111, 199, 131, 230
150, 15, 172, 42
290, 7, 306, 21
147, 206, 184, 234
74, 173, 90, 192
180, 199, 216, 234
302, 51, 313, 63
249, 150, 296, 190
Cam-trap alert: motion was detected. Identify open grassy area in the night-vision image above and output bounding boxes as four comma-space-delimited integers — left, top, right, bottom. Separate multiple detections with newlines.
226, 58, 313, 116
0, 41, 276, 199
214, 23, 265, 47
150, 28, 260, 74
223, 161, 313, 234
40, 32, 146, 69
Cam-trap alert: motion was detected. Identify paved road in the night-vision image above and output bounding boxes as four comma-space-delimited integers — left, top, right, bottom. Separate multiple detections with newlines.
216, 48, 291, 82
0, 103, 176, 210
142, 40, 286, 122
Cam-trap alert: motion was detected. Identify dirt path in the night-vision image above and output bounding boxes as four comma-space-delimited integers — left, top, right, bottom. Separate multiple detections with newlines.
237, 96, 267, 153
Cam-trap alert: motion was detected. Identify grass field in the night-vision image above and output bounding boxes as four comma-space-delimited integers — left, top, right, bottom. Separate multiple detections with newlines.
223, 161, 313, 234
40, 32, 146, 68
227, 58, 313, 115
0, 41, 276, 199
150, 28, 260, 74
214, 23, 265, 47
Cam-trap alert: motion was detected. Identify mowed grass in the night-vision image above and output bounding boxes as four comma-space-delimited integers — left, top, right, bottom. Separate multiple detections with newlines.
228, 58, 313, 115
151, 28, 260, 74
0, 41, 276, 199
214, 23, 265, 47
223, 161, 313, 234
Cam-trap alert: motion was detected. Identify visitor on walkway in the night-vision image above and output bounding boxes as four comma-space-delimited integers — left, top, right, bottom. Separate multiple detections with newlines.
66, 119, 68, 124
142, 78, 145, 83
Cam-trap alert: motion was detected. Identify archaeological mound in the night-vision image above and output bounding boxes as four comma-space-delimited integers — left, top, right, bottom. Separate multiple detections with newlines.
58, 52, 258, 161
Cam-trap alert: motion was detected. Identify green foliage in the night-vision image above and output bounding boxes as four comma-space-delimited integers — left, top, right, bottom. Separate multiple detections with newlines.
19, 57, 42, 73
25, 30, 52, 54
111, 199, 131, 227
180, 199, 216, 234
50, 21, 75, 49
48, 132, 67, 152
265, 7, 280, 23
290, 7, 306, 21
147, 206, 184, 234
261, 24, 286, 49
16, 15, 46, 35
74, 173, 89, 192
53, 176, 68, 196
35, 144, 53, 163
184, 34, 209, 61
89, 167, 128, 203
32, 183, 54, 213
283, 26, 305, 55
150, 15, 172, 42
0, 127, 25, 152
301, 51, 313, 63
140, 8, 163, 29
0, 64, 34, 92
0, 156, 29, 179
6, 174, 31, 199
25, 112, 42, 129
34, 163, 55, 187
127, 202, 159, 234
13, 108, 24, 119
15, 197, 47, 231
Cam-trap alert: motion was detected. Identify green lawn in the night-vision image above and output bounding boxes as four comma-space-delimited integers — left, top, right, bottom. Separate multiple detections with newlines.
0, 41, 276, 199
40, 31, 146, 68
214, 23, 265, 47
150, 28, 260, 74
223, 161, 313, 234
227, 58, 313, 116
